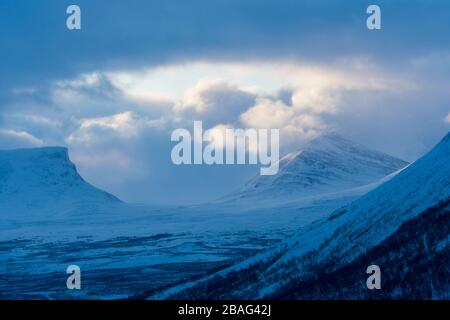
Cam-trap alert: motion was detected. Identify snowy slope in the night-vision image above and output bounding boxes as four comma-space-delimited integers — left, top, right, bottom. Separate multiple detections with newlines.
278, 131, 450, 265
0, 147, 120, 218
156, 131, 450, 299
270, 199, 450, 299
1, 134, 436, 299
173, 133, 409, 237
223, 132, 408, 204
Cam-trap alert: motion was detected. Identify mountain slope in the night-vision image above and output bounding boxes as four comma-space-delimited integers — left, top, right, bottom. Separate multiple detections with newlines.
0, 147, 120, 217
167, 198, 449, 300
270, 198, 449, 299
158, 131, 450, 299
224, 133, 408, 203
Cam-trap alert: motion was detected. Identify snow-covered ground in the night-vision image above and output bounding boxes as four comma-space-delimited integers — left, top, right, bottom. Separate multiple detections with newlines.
0, 134, 410, 299
153, 132, 450, 299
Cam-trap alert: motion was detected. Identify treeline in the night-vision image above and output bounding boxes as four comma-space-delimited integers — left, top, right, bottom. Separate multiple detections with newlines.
270, 198, 450, 299
169, 198, 449, 300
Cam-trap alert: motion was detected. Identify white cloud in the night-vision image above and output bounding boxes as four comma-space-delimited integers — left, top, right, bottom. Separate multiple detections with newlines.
106, 60, 406, 102
102, 60, 410, 133
239, 98, 326, 151
0, 129, 44, 149
46, 60, 410, 130
67, 111, 140, 145
4, 58, 444, 203
239, 97, 327, 134
6, 114, 62, 128
445, 112, 450, 124
175, 79, 227, 113
52, 72, 113, 107
65, 111, 164, 198
291, 87, 338, 114
240, 98, 294, 129
55, 72, 104, 88
173, 78, 256, 126
79, 111, 137, 133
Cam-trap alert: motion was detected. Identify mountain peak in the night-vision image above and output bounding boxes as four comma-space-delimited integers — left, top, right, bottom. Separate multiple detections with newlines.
177, 130, 450, 300
0, 146, 120, 216
0, 145, 69, 157
228, 132, 409, 201
302, 132, 378, 154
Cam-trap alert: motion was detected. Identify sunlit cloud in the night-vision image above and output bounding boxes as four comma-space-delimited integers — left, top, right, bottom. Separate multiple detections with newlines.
67, 111, 141, 146
2, 57, 447, 203
0, 129, 44, 149
105, 60, 409, 102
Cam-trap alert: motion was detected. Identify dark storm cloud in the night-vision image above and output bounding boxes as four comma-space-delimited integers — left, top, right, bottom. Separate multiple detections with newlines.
1, 0, 450, 94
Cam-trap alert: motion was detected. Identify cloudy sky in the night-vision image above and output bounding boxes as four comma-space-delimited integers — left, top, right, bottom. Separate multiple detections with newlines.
1, 0, 450, 204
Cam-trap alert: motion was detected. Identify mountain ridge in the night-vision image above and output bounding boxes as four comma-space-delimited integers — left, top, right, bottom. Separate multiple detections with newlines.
222, 132, 408, 203
0, 146, 121, 217
155, 131, 450, 299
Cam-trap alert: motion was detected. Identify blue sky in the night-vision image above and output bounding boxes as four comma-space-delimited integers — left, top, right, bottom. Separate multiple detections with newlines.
1, 0, 450, 204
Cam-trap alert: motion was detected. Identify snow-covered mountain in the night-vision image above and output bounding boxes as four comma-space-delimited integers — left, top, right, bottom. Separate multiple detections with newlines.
186, 133, 409, 236
223, 133, 408, 203
270, 198, 450, 299
2, 133, 446, 299
0, 147, 120, 218
157, 131, 450, 299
